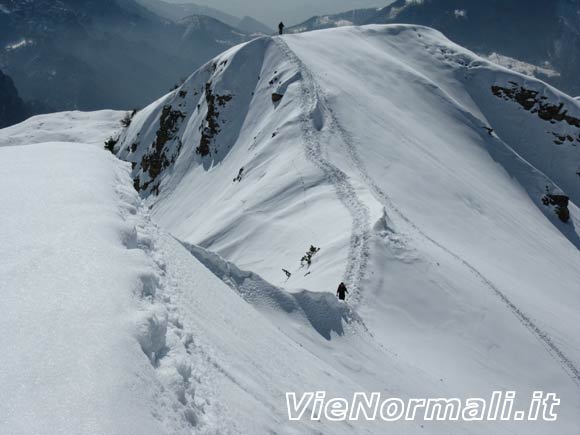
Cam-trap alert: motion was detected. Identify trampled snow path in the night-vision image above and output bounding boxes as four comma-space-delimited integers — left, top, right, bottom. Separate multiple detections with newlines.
276, 36, 580, 389
274, 37, 372, 305
117, 183, 234, 433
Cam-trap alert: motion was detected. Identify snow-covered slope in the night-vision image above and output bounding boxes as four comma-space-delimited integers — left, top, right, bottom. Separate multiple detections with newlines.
0, 115, 477, 435
0, 111, 435, 434
289, 0, 580, 96
115, 24, 580, 431
0, 109, 124, 147
3, 23, 580, 434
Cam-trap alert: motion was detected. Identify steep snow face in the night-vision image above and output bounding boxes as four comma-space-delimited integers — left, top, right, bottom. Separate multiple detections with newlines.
281, 27, 580, 421
119, 24, 580, 432
119, 36, 356, 292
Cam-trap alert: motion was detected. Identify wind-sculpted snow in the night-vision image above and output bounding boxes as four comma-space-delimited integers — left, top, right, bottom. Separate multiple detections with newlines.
180, 241, 364, 340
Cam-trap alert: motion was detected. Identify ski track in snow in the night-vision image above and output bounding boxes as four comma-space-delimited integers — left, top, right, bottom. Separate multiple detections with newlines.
274, 37, 580, 390
274, 37, 372, 306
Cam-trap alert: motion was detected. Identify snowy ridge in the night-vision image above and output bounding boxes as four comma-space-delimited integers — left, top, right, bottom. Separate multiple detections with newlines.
288, 0, 580, 97
116, 24, 580, 432
274, 30, 580, 388
117, 35, 359, 292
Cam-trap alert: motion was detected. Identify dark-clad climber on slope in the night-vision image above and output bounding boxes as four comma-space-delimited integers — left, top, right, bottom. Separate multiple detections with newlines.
336, 282, 348, 301
278, 22, 285, 35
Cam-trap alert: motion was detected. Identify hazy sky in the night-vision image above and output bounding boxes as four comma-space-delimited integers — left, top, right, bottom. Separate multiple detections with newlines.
167, 0, 390, 26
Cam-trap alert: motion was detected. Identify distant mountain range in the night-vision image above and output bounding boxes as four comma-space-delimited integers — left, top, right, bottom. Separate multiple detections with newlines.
289, 0, 580, 96
135, 0, 274, 34
0, 0, 252, 117
135, 0, 239, 26
2, 0, 579, 128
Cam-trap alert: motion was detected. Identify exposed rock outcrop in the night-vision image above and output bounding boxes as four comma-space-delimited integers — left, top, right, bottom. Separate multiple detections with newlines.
542, 189, 570, 223
196, 82, 232, 157
492, 81, 580, 145
134, 105, 185, 194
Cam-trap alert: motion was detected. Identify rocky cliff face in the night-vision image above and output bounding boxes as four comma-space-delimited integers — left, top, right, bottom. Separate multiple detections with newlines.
0, 69, 27, 128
